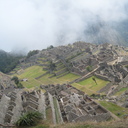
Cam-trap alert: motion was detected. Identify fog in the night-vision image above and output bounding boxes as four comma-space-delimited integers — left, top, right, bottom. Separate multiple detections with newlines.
0, 0, 128, 53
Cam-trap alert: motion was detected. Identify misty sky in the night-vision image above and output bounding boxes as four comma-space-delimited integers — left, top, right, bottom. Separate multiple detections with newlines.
0, 0, 128, 52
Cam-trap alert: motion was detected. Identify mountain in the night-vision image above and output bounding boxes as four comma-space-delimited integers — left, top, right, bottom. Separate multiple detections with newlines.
0, 42, 128, 127
0, 50, 23, 73
84, 19, 128, 46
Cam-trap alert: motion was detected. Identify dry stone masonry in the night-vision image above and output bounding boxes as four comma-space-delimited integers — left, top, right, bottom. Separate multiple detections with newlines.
1, 42, 128, 126
40, 84, 111, 123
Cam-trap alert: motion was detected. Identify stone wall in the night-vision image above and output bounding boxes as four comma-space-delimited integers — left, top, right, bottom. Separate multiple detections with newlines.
98, 82, 114, 94
55, 68, 68, 76
35, 72, 49, 79
94, 73, 110, 81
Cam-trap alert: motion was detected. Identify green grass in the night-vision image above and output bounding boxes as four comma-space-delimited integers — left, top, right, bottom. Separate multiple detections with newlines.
78, 76, 109, 92
71, 83, 94, 95
21, 78, 42, 88
31, 125, 49, 128
45, 107, 53, 124
71, 76, 109, 95
14, 65, 79, 88
115, 87, 128, 96
98, 101, 128, 118
39, 73, 79, 85
58, 73, 79, 82
14, 66, 47, 88
17, 66, 47, 78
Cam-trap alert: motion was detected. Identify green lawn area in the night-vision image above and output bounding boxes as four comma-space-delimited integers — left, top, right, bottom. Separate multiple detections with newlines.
39, 73, 80, 85
98, 100, 128, 118
14, 66, 47, 88
21, 78, 42, 88
71, 83, 95, 95
14, 65, 80, 88
17, 66, 47, 78
45, 107, 53, 124
58, 73, 79, 82
78, 76, 109, 93
115, 87, 128, 96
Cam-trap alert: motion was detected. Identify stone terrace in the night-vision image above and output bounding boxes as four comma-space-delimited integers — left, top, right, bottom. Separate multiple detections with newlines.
40, 84, 111, 123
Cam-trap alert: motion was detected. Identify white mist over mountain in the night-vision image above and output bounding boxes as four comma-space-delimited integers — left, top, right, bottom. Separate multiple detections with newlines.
0, 0, 128, 53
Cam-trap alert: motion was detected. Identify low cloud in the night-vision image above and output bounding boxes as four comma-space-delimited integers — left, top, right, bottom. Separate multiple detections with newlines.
0, 0, 128, 52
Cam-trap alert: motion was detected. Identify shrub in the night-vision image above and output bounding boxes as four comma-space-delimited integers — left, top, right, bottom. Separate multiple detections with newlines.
11, 76, 23, 88
16, 111, 42, 127
86, 66, 92, 72
11, 76, 19, 84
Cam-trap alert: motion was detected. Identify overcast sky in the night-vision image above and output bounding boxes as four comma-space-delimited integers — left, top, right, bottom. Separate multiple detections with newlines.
0, 0, 128, 53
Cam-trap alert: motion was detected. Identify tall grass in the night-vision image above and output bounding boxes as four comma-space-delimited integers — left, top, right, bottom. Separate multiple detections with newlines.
16, 111, 42, 127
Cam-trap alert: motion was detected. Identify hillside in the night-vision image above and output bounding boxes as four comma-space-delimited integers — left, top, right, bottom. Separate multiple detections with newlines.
0, 72, 16, 90
0, 42, 128, 127
0, 50, 23, 73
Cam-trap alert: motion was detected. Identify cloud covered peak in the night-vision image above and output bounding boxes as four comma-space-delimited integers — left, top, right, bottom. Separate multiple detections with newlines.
0, 0, 128, 52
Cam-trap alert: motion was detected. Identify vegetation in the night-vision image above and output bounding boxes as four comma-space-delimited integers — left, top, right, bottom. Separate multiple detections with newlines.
125, 65, 128, 69
72, 76, 109, 95
72, 83, 94, 95
11, 76, 23, 88
49, 61, 56, 71
98, 101, 128, 118
47, 45, 54, 50
31, 125, 49, 128
51, 120, 128, 128
27, 50, 39, 58
0, 50, 22, 73
115, 87, 128, 96
86, 65, 92, 72
16, 111, 42, 127
14, 120, 128, 128
14, 65, 79, 88
11, 76, 19, 84
45, 107, 53, 124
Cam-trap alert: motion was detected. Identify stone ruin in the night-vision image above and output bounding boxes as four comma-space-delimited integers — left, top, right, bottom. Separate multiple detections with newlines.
1, 82, 111, 126
0, 88, 46, 127
1, 42, 128, 126
40, 84, 111, 123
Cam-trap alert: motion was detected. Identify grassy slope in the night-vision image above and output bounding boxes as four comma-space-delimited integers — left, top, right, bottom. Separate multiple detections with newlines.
72, 76, 109, 95
14, 65, 79, 88
115, 87, 128, 96
15, 66, 46, 88
31, 120, 128, 128
98, 101, 128, 118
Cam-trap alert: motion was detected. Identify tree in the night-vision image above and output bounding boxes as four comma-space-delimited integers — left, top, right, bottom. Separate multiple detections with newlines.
0, 50, 22, 73
49, 61, 56, 71
11, 76, 19, 85
11, 76, 23, 88
47, 45, 54, 49
92, 77, 97, 85
86, 65, 92, 72
26, 50, 39, 58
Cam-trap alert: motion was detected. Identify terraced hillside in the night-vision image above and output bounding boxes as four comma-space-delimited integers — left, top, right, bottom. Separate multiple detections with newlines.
72, 76, 109, 95
1, 42, 128, 127
14, 65, 80, 88
10, 42, 128, 99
